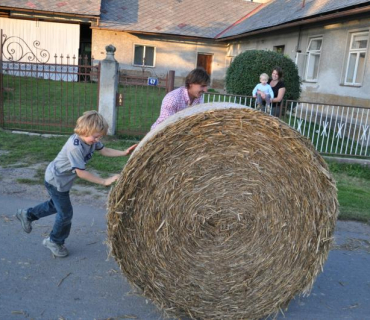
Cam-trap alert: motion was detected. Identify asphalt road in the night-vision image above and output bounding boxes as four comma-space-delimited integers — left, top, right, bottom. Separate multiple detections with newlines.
1, 194, 370, 320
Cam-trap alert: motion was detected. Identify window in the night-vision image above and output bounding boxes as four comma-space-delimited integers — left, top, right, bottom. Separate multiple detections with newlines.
305, 37, 322, 81
133, 45, 155, 67
273, 45, 285, 54
344, 32, 368, 85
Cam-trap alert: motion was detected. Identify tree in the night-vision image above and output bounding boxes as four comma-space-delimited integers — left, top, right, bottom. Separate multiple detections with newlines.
226, 50, 301, 101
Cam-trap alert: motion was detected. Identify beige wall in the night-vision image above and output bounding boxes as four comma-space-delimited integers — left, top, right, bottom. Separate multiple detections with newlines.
92, 30, 228, 88
227, 14, 370, 107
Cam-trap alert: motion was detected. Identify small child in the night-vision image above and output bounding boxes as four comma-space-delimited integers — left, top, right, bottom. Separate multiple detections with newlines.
16, 110, 137, 258
252, 73, 275, 113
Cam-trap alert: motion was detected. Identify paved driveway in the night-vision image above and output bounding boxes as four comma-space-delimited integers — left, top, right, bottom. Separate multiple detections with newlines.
1, 194, 369, 320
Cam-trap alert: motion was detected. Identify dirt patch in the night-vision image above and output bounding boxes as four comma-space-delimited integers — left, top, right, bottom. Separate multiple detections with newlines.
0, 163, 109, 209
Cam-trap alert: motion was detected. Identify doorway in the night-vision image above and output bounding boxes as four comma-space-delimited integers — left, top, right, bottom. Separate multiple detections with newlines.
197, 53, 212, 77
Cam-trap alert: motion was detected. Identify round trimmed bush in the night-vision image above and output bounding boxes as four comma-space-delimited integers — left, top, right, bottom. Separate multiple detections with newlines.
226, 50, 301, 101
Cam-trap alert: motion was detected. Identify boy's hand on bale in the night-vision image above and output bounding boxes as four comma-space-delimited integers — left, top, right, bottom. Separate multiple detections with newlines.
104, 174, 120, 186
124, 144, 138, 156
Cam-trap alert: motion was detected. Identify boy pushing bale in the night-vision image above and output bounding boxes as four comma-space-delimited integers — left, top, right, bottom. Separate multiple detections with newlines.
107, 103, 338, 319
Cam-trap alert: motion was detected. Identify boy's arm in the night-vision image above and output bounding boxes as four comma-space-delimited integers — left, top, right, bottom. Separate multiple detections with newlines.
75, 169, 119, 186
99, 144, 137, 157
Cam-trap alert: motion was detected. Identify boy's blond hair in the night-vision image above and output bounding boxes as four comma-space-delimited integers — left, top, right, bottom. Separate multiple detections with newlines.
74, 110, 109, 136
260, 73, 269, 81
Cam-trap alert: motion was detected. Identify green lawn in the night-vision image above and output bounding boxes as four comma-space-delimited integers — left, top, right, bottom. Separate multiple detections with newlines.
116, 84, 165, 135
0, 129, 369, 222
327, 161, 370, 222
2, 74, 165, 136
2, 74, 99, 133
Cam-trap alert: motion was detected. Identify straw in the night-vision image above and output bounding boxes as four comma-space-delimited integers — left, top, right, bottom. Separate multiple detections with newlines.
107, 103, 338, 320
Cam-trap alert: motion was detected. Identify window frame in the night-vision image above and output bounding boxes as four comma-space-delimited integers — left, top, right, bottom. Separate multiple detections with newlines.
304, 36, 323, 82
343, 31, 369, 86
273, 45, 285, 54
132, 44, 156, 67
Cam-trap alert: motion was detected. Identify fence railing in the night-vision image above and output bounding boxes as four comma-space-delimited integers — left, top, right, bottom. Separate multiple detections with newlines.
205, 93, 370, 158
0, 57, 100, 133
115, 72, 174, 136
285, 100, 369, 158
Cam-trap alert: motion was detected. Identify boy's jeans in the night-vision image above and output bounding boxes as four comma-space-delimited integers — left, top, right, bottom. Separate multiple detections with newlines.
27, 181, 73, 245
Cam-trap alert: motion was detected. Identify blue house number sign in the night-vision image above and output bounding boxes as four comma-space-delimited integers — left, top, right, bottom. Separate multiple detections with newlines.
148, 77, 158, 86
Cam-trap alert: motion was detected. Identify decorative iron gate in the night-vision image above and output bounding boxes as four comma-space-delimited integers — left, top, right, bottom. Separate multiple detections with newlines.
0, 29, 100, 134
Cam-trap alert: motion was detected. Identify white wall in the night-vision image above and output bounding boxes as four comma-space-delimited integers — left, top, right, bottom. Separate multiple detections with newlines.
92, 30, 228, 88
227, 15, 370, 107
0, 17, 80, 63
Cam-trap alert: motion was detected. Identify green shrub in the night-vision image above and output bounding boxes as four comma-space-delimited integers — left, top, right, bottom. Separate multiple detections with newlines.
225, 50, 301, 101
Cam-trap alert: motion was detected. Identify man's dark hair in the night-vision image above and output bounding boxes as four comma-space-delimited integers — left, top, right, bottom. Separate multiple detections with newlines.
185, 68, 210, 88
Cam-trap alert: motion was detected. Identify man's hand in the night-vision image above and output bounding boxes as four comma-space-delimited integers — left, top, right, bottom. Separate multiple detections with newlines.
124, 144, 138, 156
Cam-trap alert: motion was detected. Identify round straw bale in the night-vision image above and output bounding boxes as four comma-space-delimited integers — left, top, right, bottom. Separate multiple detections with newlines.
107, 103, 338, 320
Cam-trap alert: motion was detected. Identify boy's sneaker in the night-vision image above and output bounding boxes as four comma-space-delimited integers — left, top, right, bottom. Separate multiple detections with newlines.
16, 209, 32, 233
42, 237, 69, 258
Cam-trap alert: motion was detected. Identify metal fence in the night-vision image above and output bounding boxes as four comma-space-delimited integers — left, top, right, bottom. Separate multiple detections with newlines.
115, 71, 174, 136
285, 101, 369, 158
204, 93, 370, 158
0, 56, 100, 133
0, 28, 100, 133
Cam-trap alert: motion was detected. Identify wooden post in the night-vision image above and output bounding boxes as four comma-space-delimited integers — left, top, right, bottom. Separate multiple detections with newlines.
166, 70, 175, 93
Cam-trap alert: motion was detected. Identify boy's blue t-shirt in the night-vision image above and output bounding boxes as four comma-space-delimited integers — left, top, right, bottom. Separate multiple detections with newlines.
45, 134, 104, 192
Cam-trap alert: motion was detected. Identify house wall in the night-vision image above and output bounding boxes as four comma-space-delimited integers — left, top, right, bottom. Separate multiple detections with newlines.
0, 17, 80, 63
227, 14, 370, 107
92, 29, 228, 88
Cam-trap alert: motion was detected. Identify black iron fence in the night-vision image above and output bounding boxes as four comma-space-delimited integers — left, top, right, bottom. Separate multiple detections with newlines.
115, 71, 174, 136
0, 29, 100, 134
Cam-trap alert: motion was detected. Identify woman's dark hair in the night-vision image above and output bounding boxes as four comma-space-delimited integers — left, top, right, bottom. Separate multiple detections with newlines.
272, 66, 283, 80
185, 68, 210, 88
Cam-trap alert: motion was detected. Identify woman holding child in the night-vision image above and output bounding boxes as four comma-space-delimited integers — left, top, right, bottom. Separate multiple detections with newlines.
257, 67, 286, 117
268, 67, 286, 117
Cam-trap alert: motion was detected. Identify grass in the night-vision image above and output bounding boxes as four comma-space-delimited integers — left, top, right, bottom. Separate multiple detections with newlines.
0, 129, 139, 186
0, 128, 369, 222
327, 161, 370, 222
2, 74, 99, 133
2, 74, 165, 136
116, 84, 166, 135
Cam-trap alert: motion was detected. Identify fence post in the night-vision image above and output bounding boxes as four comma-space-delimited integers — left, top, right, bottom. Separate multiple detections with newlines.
166, 70, 175, 93
0, 29, 4, 128
98, 45, 119, 135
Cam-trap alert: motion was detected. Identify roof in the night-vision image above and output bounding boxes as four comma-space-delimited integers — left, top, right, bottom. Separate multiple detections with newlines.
1, 0, 369, 39
0, 0, 101, 16
219, 0, 370, 38
97, 0, 261, 38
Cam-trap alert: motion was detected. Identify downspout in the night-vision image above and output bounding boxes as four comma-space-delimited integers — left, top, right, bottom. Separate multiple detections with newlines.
296, 25, 302, 53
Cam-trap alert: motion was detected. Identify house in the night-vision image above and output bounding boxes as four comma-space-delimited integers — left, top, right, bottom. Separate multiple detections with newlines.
0, 0, 100, 64
218, 0, 370, 107
92, 0, 261, 88
1, 0, 370, 107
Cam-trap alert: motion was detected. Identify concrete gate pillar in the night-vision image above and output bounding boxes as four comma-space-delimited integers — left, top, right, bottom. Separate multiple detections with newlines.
98, 45, 119, 135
